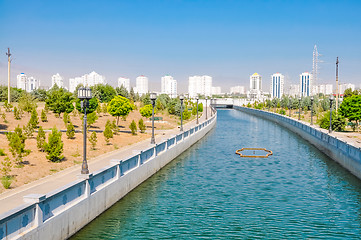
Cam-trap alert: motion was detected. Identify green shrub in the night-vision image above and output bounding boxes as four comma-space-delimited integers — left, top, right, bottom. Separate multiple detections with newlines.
4, 100, 13, 112
41, 109, 47, 122
2, 112, 7, 123
318, 111, 346, 132
0, 149, 5, 156
30, 109, 39, 128
111, 120, 118, 135
45, 127, 64, 162
138, 119, 146, 133
23, 122, 34, 138
66, 121, 75, 139
63, 112, 69, 126
182, 109, 191, 120
1, 176, 13, 189
89, 131, 97, 150
6, 126, 29, 165
104, 123, 113, 144
129, 120, 137, 135
13, 107, 22, 120
37, 126, 46, 151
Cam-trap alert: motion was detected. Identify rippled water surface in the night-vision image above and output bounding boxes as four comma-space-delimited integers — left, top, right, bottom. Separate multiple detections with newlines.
72, 109, 361, 239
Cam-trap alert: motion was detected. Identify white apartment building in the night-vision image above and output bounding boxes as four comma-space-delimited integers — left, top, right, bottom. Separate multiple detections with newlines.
339, 83, 355, 94
313, 84, 333, 95
270, 73, 284, 99
288, 84, 300, 97
248, 73, 262, 99
118, 77, 130, 92
161, 75, 177, 98
51, 73, 64, 88
211, 86, 222, 95
135, 75, 149, 96
69, 71, 105, 93
17, 73, 40, 92
300, 72, 312, 97
230, 86, 246, 95
188, 75, 212, 98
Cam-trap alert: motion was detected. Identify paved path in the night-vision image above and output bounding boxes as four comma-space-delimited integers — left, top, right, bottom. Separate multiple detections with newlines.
0, 110, 212, 214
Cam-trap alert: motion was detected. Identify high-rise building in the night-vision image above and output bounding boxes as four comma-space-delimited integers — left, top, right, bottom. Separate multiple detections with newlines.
135, 75, 149, 96
51, 73, 64, 88
69, 71, 105, 93
188, 75, 212, 98
270, 73, 284, 99
299, 72, 312, 97
230, 86, 246, 95
248, 73, 262, 99
17, 73, 40, 92
339, 83, 355, 94
313, 84, 333, 95
211, 86, 222, 95
161, 75, 177, 98
288, 84, 300, 97
118, 77, 130, 92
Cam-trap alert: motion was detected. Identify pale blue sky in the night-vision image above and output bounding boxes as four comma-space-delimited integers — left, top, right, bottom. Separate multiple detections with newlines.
0, 0, 360, 92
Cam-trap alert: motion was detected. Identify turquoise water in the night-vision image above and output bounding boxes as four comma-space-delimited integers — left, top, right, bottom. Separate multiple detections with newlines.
72, 109, 361, 239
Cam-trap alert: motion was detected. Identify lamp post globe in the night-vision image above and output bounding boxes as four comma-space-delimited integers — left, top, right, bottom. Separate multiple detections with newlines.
150, 93, 157, 144
179, 94, 184, 131
78, 87, 92, 174
196, 96, 199, 125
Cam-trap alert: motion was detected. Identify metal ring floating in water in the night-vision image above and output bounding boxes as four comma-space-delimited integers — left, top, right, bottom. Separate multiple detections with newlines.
235, 148, 273, 158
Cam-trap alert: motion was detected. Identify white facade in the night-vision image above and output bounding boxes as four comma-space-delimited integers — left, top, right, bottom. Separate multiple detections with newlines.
118, 77, 130, 92
161, 75, 177, 98
339, 83, 355, 94
69, 71, 105, 93
288, 84, 300, 97
211, 86, 222, 95
230, 86, 246, 95
17, 73, 40, 92
270, 73, 284, 99
188, 75, 212, 98
135, 75, 149, 96
299, 72, 312, 97
248, 73, 262, 99
313, 84, 333, 95
51, 73, 64, 88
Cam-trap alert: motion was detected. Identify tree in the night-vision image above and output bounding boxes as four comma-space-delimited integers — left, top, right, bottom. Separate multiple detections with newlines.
45, 87, 74, 117
89, 131, 97, 150
138, 118, 146, 133
41, 109, 48, 122
23, 121, 35, 138
91, 84, 117, 103
339, 95, 361, 130
13, 107, 22, 120
182, 108, 191, 120
107, 96, 134, 124
129, 87, 136, 101
139, 104, 153, 118
198, 102, 203, 112
140, 93, 151, 106
1, 157, 13, 189
4, 100, 13, 112
129, 120, 137, 135
37, 126, 46, 151
6, 126, 30, 165
2, 112, 8, 123
156, 94, 171, 111
75, 97, 98, 114
104, 123, 113, 144
63, 112, 69, 126
31, 88, 47, 101
18, 92, 37, 114
318, 111, 346, 132
45, 127, 64, 162
111, 120, 118, 135
66, 121, 75, 139
29, 109, 39, 129
116, 86, 129, 99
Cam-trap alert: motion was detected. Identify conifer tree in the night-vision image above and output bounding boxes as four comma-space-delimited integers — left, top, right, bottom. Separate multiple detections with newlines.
138, 118, 146, 133
130, 120, 137, 135
66, 121, 75, 139
89, 131, 97, 150
103, 123, 113, 144
41, 109, 47, 122
6, 126, 29, 165
37, 126, 46, 151
30, 109, 39, 128
45, 127, 64, 162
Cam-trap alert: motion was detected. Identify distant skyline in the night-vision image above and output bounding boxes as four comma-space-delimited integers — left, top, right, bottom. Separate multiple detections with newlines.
0, 0, 360, 93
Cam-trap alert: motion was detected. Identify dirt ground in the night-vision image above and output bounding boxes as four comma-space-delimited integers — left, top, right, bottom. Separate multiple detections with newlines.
0, 102, 195, 192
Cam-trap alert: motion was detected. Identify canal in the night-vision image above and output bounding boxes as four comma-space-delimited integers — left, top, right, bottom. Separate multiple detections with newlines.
72, 109, 361, 239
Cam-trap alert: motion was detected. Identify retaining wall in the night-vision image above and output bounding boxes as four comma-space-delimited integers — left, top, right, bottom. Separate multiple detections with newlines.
234, 105, 361, 180
0, 113, 217, 240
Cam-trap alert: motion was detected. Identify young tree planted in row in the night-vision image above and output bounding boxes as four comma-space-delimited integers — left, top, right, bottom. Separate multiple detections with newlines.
89, 131, 97, 150
45, 127, 64, 162
37, 126, 46, 152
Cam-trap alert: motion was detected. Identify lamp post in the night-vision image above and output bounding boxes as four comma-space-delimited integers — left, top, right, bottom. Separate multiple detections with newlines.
150, 92, 157, 144
288, 102, 291, 117
196, 96, 199, 124
78, 87, 92, 174
310, 96, 314, 125
211, 98, 213, 117
329, 95, 334, 133
180, 94, 184, 131
298, 97, 301, 120
205, 97, 208, 120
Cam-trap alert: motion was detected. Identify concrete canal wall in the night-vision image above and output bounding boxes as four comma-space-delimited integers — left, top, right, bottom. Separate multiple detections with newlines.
0, 114, 217, 240
234, 106, 361, 180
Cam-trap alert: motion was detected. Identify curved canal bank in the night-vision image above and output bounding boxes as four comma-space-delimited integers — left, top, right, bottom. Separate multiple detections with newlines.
72, 109, 361, 239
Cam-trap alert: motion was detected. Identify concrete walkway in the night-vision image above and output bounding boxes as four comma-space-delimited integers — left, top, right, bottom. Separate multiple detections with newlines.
0, 110, 213, 214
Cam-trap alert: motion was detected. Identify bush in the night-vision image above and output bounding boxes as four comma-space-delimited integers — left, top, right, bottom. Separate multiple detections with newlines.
66, 121, 75, 139
1, 156, 13, 189
318, 111, 346, 132
111, 120, 118, 135
41, 109, 47, 122
138, 119, 146, 133
2, 112, 7, 123
30, 109, 39, 128
89, 131, 97, 150
37, 126, 46, 151
6, 126, 29, 165
23, 121, 34, 138
182, 109, 191, 120
63, 112, 69, 126
0, 149, 5, 156
4, 100, 12, 112
13, 107, 22, 120
104, 123, 113, 144
129, 120, 137, 135
279, 109, 286, 115
1, 176, 13, 189
45, 127, 64, 162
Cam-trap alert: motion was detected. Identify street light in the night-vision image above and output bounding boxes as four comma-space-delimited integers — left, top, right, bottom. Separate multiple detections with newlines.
310, 96, 314, 125
298, 96, 301, 120
179, 94, 184, 131
288, 102, 291, 117
78, 87, 92, 174
211, 98, 213, 117
196, 96, 199, 124
329, 95, 334, 133
150, 92, 157, 144
205, 96, 208, 120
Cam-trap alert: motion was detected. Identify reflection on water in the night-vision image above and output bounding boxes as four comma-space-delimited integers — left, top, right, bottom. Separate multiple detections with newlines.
72, 109, 361, 239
